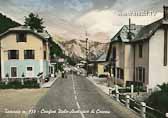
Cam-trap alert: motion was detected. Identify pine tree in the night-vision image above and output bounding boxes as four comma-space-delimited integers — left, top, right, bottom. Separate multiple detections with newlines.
24, 13, 45, 32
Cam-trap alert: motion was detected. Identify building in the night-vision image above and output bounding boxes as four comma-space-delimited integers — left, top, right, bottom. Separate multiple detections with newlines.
106, 22, 143, 86
89, 53, 109, 76
107, 6, 168, 90
0, 26, 52, 80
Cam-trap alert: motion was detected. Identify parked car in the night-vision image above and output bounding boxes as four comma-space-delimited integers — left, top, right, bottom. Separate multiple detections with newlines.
96, 74, 108, 83
44, 76, 50, 82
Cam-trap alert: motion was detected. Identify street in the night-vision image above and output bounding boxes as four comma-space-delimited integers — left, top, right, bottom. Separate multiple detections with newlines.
29, 73, 140, 118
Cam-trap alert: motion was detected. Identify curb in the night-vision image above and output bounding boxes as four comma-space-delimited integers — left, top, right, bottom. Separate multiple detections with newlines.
41, 74, 61, 88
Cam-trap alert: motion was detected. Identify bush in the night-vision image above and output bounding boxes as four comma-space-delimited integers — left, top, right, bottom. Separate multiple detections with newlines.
146, 91, 168, 113
145, 83, 168, 113
0, 80, 40, 89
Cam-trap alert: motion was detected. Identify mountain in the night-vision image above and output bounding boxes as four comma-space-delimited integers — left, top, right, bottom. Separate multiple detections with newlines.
58, 38, 109, 60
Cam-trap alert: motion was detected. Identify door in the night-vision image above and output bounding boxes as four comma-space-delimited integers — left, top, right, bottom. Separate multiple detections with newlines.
50, 66, 55, 77
11, 67, 17, 78
26, 67, 34, 78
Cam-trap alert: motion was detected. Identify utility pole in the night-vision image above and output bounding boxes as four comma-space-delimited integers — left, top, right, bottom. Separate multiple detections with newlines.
85, 31, 88, 76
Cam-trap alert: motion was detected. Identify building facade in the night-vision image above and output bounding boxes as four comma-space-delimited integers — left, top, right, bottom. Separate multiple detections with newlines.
107, 6, 168, 90
107, 24, 143, 86
0, 26, 51, 80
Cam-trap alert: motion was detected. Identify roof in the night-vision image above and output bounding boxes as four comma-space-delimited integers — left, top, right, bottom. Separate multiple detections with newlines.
0, 26, 51, 41
106, 24, 143, 60
111, 25, 144, 43
133, 18, 163, 42
93, 53, 107, 62
107, 16, 168, 60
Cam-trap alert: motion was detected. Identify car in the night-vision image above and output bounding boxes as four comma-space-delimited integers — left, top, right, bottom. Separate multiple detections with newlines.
97, 74, 108, 83
44, 76, 50, 82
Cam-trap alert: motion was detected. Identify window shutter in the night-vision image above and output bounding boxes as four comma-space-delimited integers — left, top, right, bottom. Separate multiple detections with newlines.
16, 50, 19, 59
8, 50, 10, 59
24, 50, 26, 59
32, 50, 35, 59
143, 68, 145, 83
164, 27, 167, 66
16, 34, 19, 42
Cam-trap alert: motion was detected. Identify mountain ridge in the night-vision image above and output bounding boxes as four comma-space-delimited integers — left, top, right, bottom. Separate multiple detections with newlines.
55, 37, 109, 61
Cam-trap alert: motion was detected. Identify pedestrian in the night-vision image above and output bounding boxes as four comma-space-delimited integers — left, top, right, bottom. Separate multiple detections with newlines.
62, 71, 64, 78
107, 73, 111, 87
65, 71, 67, 79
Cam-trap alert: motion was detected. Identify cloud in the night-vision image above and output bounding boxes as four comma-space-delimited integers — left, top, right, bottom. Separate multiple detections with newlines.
0, 0, 167, 42
64, 0, 93, 12
76, 9, 163, 38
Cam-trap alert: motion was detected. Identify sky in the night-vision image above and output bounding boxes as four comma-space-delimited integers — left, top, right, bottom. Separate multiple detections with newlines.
0, 0, 167, 42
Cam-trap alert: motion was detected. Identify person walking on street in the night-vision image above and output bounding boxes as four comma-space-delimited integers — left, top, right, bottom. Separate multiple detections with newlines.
107, 73, 111, 87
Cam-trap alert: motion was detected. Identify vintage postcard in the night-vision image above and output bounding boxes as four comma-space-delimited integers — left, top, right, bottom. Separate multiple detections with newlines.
0, 0, 167, 118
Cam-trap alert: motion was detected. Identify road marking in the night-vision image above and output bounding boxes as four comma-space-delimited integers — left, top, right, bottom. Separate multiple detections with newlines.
75, 95, 77, 101
80, 111, 85, 118
74, 90, 77, 95
71, 72, 86, 118
76, 101, 80, 109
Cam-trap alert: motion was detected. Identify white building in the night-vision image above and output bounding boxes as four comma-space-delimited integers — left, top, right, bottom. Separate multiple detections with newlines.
107, 6, 168, 91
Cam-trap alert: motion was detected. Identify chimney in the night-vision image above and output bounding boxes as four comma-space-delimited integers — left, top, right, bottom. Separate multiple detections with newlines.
163, 6, 168, 20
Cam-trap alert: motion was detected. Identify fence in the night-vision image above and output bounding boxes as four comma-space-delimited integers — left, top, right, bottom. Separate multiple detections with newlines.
109, 85, 166, 118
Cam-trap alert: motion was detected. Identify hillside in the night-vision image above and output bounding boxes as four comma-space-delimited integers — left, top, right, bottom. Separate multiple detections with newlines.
0, 13, 20, 34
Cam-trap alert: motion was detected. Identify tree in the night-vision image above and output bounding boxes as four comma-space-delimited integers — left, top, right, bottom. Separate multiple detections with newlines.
146, 83, 168, 113
24, 13, 45, 32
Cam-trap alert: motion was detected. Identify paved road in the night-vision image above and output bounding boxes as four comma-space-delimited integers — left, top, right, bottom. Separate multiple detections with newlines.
29, 73, 140, 118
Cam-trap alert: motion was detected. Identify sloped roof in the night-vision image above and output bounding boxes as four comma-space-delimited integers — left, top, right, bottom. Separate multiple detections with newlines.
133, 18, 163, 42
96, 53, 107, 62
0, 26, 51, 41
111, 25, 143, 43
106, 24, 143, 61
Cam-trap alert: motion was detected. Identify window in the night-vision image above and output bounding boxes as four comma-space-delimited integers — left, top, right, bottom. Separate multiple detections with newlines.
116, 68, 124, 80
8, 50, 19, 59
16, 32, 27, 42
24, 50, 35, 59
142, 68, 145, 83
164, 28, 167, 66
112, 68, 116, 77
135, 67, 145, 83
11, 67, 17, 77
120, 69, 124, 80
136, 68, 138, 81
117, 68, 120, 78
139, 44, 143, 58
104, 65, 108, 72
50, 67, 53, 74
27, 67, 33, 71
112, 47, 116, 59
139, 68, 142, 81
44, 51, 47, 59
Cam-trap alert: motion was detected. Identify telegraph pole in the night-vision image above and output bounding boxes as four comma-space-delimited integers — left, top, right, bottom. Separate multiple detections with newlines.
85, 31, 88, 76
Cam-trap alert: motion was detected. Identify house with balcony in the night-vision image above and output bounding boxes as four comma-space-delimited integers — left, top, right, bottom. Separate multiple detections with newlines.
107, 6, 168, 91
0, 26, 52, 80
